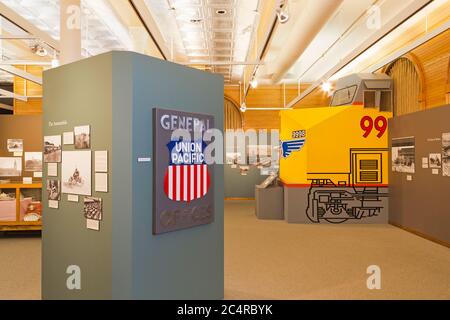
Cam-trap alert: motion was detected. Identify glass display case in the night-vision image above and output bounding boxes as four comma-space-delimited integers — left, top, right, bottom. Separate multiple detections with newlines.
0, 183, 42, 231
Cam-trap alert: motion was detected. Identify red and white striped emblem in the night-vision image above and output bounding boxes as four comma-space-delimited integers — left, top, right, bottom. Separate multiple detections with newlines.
164, 164, 211, 202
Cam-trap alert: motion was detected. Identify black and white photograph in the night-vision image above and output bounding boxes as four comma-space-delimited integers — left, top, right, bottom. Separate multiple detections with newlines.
429, 153, 442, 168
84, 197, 102, 221
24, 152, 43, 172
74, 125, 90, 149
0, 157, 22, 177
392, 137, 415, 173
7, 139, 23, 153
442, 132, 450, 177
44, 135, 62, 163
61, 151, 92, 196
46, 179, 61, 201
226, 152, 242, 165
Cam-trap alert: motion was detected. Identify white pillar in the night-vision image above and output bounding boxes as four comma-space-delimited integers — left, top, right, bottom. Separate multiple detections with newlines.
130, 27, 147, 55
60, 0, 82, 65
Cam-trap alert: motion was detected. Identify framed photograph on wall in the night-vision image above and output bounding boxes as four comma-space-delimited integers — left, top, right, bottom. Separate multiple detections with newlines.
0, 157, 22, 177
74, 125, 90, 149
84, 197, 103, 221
391, 137, 415, 173
442, 132, 450, 177
7, 139, 23, 153
429, 153, 442, 168
61, 151, 92, 196
44, 135, 62, 163
25, 152, 43, 172
46, 179, 61, 201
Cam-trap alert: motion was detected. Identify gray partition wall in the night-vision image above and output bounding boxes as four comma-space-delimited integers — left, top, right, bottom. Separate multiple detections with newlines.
42, 52, 224, 299
389, 104, 450, 245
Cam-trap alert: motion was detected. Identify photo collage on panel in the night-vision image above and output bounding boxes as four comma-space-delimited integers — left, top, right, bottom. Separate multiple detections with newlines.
45, 125, 109, 231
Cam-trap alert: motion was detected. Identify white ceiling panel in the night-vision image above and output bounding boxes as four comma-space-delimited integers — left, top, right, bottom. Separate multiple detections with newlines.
143, 0, 260, 82
0, 0, 133, 59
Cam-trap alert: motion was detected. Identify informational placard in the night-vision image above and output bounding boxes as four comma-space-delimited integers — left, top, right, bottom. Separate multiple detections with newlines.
63, 132, 74, 145
95, 173, 108, 192
422, 157, 429, 169
23, 177, 32, 184
86, 219, 100, 231
48, 163, 58, 177
34, 172, 43, 178
95, 151, 108, 172
67, 194, 79, 202
49, 200, 59, 209
153, 108, 214, 235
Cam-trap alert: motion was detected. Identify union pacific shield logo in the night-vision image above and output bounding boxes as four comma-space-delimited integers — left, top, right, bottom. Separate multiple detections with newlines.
164, 164, 210, 201
164, 140, 211, 202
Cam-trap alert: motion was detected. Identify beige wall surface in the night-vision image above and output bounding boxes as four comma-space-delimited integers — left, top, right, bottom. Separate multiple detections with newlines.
0, 115, 42, 181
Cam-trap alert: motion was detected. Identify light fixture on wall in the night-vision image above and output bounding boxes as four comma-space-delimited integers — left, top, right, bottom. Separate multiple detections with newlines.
276, 0, 290, 24
240, 102, 247, 113
250, 78, 258, 89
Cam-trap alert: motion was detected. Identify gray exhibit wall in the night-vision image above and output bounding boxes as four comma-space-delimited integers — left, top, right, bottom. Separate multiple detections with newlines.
42, 51, 224, 299
224, 165, 266, 198
224, 130, 278, 199
42, 54, 113, 299
389, 104, 450, 245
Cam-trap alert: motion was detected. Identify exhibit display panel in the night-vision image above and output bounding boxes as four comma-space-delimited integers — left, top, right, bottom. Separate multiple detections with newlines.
389, 104, 450, 245
0, 115, 43, 230
280, 106, 392, 224
42, 52, 224, 299
153, 108, 215, 234
225, 130, 279, 199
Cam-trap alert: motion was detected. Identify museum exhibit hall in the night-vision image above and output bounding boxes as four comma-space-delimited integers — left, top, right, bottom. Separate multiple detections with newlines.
0, 0, 449, 303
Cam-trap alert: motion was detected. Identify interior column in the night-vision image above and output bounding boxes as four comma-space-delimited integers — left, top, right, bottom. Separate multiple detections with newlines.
60, 0, 82, 65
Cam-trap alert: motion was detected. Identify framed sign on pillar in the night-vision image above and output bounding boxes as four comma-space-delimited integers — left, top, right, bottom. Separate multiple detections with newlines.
153, 108, 215, 235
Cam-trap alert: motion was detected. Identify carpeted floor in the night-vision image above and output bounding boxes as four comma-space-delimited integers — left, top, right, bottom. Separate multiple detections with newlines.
0, 235, 41, 300
224, 201, 450, 300
0, 200, 449, 300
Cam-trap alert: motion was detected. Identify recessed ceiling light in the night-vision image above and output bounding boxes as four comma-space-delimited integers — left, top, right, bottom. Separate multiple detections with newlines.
216, 9, 227, 15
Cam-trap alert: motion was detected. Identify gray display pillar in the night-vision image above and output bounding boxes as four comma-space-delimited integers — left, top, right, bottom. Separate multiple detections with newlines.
42, 51, 224, 299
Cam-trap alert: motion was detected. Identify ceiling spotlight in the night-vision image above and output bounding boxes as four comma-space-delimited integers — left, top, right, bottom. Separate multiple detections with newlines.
51, 51, 59, 68
31, 44, 48, 57
321, 81, 333, 93
51, 58, 60, 68
276, 1, 290, 24
240, 102, 247, 113
250, 78, 258, 89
